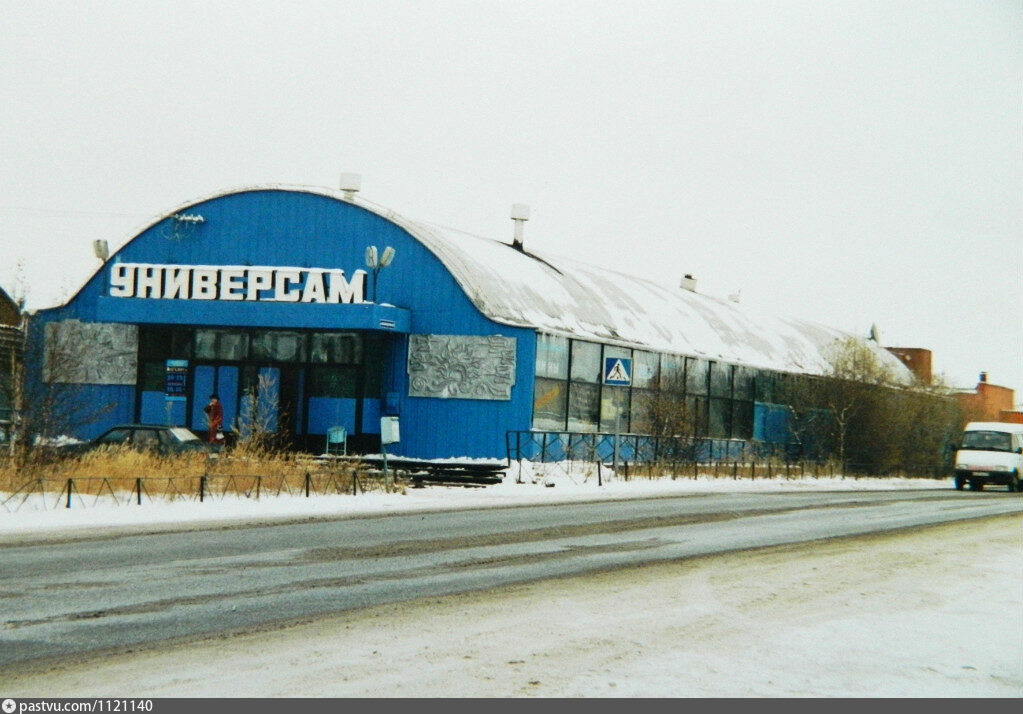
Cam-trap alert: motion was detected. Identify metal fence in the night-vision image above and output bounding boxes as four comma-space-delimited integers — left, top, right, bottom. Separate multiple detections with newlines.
506, 430, 950, 481
0, 465, 389, 512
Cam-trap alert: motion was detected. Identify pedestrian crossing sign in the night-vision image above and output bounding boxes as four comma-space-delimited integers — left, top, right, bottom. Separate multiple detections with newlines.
603, 357, 632, 386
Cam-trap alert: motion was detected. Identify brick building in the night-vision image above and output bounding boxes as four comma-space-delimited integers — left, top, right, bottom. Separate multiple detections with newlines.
956, 372, 1021, 424
886, 347, 933, 386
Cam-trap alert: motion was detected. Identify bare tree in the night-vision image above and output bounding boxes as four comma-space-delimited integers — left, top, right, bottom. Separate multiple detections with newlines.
819, 336, 897, 468
778, 373, 833, 462
643, 368, 699, 465
234, 371, 292, 455
787, 337, 959, 475
646, 369, 695, 439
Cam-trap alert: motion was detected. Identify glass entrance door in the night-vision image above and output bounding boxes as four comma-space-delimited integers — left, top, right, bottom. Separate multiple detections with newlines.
191, 365, 239, 439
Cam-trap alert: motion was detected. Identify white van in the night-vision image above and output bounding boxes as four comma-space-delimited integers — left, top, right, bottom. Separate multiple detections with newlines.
953, 421, 1023, 492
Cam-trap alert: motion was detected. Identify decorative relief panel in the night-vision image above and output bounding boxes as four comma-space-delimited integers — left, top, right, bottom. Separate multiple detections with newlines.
408, 334, 516, 400
44, 320, 138, 385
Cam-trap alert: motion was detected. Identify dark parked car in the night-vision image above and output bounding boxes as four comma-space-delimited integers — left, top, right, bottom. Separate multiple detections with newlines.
53, 424, 208, 458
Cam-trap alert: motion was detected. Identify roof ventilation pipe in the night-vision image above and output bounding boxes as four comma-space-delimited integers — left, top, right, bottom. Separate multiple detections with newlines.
680, 274, 697, 292
510, 203, 530, 251
340, 172, 362, 201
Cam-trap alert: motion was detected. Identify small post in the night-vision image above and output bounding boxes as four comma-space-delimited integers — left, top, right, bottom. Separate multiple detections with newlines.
136, 477, 142, 505
65, 478, 73, 509
613, 415, 621, 479
199, 475, 206, 502
305, 471, 311, 498
380, 416, 400, 491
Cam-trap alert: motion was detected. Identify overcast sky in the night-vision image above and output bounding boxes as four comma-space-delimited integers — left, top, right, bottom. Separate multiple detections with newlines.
1, 1, 1020, 396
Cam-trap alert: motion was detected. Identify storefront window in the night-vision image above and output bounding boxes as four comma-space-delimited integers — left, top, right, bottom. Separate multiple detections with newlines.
732, 400, 754, 439
535, 334, 569, 380
252, 332, 306, 362
567, 382, 600, 432
308, 366, 360, 399
773, 373, 797, 404
733, 366, 755, 401
310, 333, 362, 364
633, 351, 659, 389
600, 385, 630, 432
139, 327, 192, 359
686, 395, 709, 436
686, 358, 709, 396
755, 370, 776, 402
533, 377, 567, 430
709, 397, 731, 438
710, 361, 732, 398
195, 330, 249, 361
630, 389, 654, 433
660, 354, 685, 392
570, 341, 602, 383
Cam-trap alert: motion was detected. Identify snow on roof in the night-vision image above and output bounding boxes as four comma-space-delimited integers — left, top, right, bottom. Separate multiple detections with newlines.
360, 196, 910, 380
146, 184, 913, 381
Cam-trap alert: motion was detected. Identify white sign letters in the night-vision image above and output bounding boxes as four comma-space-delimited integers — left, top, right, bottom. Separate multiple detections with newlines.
109, 263, 368, 304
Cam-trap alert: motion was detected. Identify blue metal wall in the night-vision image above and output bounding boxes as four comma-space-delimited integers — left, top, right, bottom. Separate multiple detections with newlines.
27, 189, 536, 458
753, 402, 791, 444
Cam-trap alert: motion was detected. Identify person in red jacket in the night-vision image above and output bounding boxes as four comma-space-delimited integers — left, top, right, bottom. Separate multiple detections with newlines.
203, 393, 224, 444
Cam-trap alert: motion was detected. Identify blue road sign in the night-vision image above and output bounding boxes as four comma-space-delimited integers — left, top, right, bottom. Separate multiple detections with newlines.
603, 357, 632, 386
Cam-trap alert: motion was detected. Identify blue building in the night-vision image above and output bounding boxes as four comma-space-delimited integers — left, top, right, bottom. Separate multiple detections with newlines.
25, 183, 911, 459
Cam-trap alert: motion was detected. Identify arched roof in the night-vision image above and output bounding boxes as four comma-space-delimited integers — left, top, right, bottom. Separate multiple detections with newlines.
347, 192, 910, 381
99, 184, 913, 380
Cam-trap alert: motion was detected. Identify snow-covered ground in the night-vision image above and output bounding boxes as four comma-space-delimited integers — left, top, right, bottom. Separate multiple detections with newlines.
0, 462, 949, 538
2, 466, 1020, 698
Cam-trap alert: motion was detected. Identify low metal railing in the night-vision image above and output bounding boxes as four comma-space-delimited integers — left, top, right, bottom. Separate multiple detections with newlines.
0, 466, 388, 512
506, 430, 951, 481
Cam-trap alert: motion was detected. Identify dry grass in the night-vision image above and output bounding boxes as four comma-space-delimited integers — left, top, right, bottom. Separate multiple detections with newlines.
0, 445, 398, 501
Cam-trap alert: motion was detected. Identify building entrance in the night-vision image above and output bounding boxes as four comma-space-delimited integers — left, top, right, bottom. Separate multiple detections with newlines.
191, 365, 239, 440
136, 326, 388, 453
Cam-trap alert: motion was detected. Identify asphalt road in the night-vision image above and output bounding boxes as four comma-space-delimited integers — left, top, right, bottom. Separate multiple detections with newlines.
1, 489, 1020, 670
